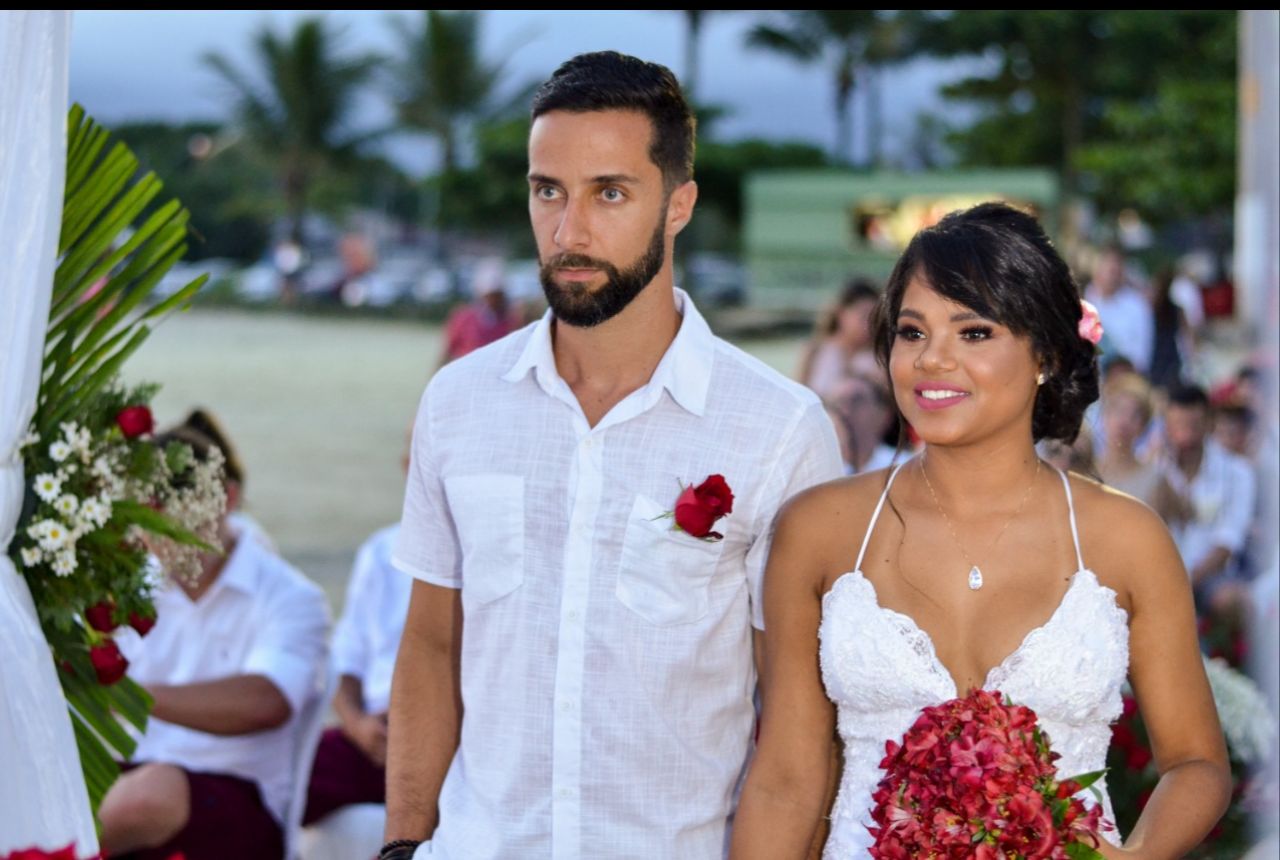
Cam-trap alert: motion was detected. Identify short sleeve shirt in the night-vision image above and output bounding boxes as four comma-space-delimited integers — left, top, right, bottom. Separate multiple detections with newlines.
393, 289, 843, 859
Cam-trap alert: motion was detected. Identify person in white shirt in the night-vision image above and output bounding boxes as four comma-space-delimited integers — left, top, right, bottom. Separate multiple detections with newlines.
382, 52, 843, 860
1084, 245, 1154, 375
1161, 385, 1256, 606
303, 524, 410, 825
101, 412, 330, 860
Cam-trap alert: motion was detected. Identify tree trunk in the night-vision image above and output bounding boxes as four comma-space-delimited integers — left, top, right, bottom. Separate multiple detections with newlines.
867, 64, 882, 169
684, 10, 703, 102
835, 68, 855, 167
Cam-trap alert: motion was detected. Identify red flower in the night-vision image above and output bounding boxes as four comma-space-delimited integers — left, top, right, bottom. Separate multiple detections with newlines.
115, 405, 154, 439
867, 689, 1105, 859
84, 600, 117, 633
673, 474, 734, 540
128, 610, 157, 637
89, 639, 129, 685
1, 844, 78, 860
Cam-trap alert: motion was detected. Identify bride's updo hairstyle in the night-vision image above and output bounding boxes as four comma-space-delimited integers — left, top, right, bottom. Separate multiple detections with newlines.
872, 202, 1099, 443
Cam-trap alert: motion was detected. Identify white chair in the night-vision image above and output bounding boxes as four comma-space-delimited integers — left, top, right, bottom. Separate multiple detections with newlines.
284, 663, 337, 860
298, 801, 386, 860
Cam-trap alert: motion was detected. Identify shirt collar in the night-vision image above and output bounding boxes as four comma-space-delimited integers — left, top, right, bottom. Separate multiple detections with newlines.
194, 525, 262, 599
500, 287, 715, 417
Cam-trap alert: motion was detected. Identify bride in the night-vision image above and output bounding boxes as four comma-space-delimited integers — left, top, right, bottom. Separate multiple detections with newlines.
731, 203, 1230, 858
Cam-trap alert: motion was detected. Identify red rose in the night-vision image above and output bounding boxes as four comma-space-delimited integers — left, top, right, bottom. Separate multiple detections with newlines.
89, 639, 129, 685
128, 610, 156, 638
674, 474, 735, 540
85, 600, 117, 633
115, 405, 154, 439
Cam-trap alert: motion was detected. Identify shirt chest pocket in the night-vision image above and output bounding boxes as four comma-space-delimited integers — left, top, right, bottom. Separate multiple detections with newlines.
616, 493, 727, 626
444, 474, 525, 607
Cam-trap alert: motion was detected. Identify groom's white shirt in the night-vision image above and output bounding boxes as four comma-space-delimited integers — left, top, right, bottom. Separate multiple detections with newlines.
394, 289, 842, 860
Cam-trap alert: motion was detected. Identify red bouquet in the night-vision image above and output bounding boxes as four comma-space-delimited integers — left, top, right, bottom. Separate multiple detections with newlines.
868, 689, 1108, 859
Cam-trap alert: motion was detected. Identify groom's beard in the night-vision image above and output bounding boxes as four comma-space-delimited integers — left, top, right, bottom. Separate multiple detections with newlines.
539, 208, 667, 329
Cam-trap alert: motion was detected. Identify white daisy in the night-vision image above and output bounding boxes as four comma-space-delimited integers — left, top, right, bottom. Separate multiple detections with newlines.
52, 552, 77, 576
34, 474, 62, 503
19, 547, 42, 568
55, 494, 79, 518
73, 426, 92, 456
80, 497, 111, 528
49, 440, 72, 462
36, 520, 70, 552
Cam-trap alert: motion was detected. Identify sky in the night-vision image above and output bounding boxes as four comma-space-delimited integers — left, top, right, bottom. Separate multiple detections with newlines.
69, 10, 985, 177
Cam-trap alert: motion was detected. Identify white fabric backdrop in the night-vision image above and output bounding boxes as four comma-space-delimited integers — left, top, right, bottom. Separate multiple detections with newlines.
0, 10, 100, 855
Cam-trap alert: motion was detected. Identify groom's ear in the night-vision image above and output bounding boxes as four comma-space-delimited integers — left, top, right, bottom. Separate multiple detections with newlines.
666, 180, 698, 237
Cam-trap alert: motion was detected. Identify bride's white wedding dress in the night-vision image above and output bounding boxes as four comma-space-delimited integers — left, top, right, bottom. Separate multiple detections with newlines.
819, 462, 1129, 857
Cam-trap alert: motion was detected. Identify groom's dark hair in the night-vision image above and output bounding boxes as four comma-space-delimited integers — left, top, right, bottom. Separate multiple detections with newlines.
531, 51, 695, 191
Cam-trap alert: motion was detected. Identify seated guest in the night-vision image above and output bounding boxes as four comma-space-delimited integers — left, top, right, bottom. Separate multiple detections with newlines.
303, 434, 414, 829
1096, 374, 1186, 524
101, 410, 331, 860
1161, 385, 1256, 605
301, 520, 410, 826
827, 372, 899, 475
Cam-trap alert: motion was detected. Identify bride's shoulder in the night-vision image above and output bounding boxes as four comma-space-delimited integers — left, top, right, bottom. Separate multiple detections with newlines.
774, 469, 893, 556
1064, 470, 1186, 589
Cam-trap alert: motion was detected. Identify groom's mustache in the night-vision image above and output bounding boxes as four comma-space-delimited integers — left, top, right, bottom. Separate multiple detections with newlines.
543, 253, 614, 272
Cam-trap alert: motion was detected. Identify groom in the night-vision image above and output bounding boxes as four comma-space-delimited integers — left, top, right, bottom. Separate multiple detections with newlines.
383, 51, 841, 860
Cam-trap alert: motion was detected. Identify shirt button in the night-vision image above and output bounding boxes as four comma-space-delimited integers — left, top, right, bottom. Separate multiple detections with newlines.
560, 699, 575, 712
559, 788, 573, 798
567, 609, 580, 620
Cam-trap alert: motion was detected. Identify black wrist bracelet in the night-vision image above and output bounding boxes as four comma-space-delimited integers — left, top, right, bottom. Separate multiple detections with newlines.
379, 839, 422, 860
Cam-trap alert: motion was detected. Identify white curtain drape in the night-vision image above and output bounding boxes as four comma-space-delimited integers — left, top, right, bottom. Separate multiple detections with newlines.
0, 11, 100, 855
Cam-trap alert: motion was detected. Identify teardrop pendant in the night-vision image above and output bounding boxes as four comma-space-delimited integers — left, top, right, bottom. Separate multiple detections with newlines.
968, 565, 984, 591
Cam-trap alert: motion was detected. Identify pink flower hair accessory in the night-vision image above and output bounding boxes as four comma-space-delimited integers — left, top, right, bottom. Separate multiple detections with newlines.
1078, 300, 1104, 345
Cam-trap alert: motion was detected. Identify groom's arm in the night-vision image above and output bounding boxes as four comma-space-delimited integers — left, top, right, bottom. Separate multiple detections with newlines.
385, 579, 464, 842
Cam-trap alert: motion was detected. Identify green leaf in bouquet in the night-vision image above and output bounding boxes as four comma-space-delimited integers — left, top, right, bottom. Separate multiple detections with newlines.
164, 440, 193, 476
112, 498, 217, 552
42, 327, 150, 433
1064, 841, 1106, 859
50, 199, 183, 341
1067, 768, 1109, 804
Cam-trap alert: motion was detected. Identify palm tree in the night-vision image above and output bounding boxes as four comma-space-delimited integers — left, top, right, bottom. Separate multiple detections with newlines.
204, 17, 379, 250
747, 11, 878, 166
387, 11, 529, 176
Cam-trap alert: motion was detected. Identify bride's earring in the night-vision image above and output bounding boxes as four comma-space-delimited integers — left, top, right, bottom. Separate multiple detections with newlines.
1036, 371, 1047, 386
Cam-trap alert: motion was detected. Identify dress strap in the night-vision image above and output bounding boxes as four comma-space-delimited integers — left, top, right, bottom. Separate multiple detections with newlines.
854, 461, 908, 572
1056, 467, 1086, 572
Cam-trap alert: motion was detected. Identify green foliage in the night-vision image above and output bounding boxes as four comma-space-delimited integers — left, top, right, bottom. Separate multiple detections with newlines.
914, 10, 1237, 220
43, 107, 207, 439
15, 106, 210, 816
204, 16, 381, 242
1075, 79, 1235, 223
388, 11, 534, 176
111, 122, 274, 262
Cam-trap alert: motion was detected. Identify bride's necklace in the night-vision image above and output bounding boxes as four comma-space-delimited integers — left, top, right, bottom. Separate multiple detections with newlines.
919, 454, 1041, 591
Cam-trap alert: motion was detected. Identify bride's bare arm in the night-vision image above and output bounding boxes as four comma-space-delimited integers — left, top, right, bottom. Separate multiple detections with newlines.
731, 484, 848, 859
1090, 489, 1232, 859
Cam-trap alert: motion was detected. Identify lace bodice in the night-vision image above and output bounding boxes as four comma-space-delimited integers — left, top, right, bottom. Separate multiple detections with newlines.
818, 464, 1130, 857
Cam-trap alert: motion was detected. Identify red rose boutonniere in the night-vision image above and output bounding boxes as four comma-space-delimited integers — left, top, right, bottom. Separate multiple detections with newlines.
657, 474, 735, 541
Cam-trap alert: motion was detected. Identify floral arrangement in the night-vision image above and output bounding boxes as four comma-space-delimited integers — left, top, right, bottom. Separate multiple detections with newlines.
868, 688, 1107, 859
3, 105, 209, 815
14, 390, 225, 683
